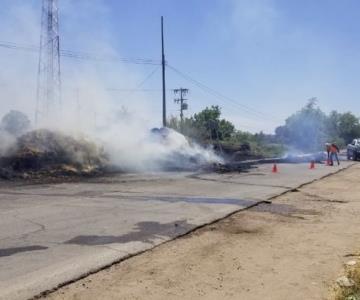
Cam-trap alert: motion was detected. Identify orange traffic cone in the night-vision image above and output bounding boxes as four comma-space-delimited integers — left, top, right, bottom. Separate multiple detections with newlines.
272, 163, 278, 173
309, 160, 315, 169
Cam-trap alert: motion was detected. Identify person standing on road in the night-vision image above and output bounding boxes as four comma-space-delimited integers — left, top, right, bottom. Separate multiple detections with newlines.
330, 143, 340, 166
325, 143, 331, 162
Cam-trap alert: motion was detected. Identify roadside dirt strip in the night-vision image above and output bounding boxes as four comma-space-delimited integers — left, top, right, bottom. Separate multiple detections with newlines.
43, 163, 360, 300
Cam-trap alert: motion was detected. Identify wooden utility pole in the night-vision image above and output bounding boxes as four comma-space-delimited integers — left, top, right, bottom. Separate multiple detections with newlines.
161, 16, 167, 127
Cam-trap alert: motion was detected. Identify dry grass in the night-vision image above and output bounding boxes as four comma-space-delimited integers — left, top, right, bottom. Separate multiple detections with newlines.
334, 258, 360, 300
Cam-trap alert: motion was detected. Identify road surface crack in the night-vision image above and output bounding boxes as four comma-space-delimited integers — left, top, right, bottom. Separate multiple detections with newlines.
300, 191, 348, 203
12, 214, 46, 241
187, 174, 292, 189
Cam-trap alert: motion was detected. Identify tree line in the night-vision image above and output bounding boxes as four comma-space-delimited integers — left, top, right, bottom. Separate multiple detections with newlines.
168, 99, 360, 154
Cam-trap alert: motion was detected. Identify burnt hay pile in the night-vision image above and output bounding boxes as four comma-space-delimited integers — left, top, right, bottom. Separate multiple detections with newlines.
0, 129, 109, 179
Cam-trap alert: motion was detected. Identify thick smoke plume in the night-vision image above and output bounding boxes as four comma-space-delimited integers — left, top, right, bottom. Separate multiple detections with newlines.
96, 115, 222, 171
0, 1, 222, 174
0, 110, 222, 174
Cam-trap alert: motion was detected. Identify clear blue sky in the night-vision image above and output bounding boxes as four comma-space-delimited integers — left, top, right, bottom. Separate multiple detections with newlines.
1, 0, 360, 133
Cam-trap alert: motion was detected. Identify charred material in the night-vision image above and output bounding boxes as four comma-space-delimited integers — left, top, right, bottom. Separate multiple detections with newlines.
213, 143, 263, 162
0, 129, 108, 179
210, 162, 255, 173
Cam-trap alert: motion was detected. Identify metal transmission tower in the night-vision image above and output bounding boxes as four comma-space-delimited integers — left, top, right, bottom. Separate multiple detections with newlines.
173, 88, 189, 132
35, 0, 61, 125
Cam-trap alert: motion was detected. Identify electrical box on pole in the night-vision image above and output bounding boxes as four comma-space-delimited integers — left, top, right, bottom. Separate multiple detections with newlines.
174, 88, 189, 132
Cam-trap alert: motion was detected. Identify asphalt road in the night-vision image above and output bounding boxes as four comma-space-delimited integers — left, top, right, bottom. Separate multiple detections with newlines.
0, 161, 353, 300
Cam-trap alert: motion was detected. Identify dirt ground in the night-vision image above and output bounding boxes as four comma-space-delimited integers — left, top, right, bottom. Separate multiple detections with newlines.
44, 164, 360, 300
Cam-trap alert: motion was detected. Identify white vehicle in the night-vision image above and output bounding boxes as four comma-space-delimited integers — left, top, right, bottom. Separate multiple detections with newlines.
347, 139, 360, 160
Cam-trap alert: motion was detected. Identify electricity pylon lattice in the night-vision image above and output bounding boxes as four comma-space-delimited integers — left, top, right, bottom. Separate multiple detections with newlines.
36, 0, 61, 125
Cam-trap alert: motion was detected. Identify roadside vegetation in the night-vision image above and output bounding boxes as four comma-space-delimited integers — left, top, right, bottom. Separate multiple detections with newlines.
276, 98, 360, 152
335, 258, 360, 300
169, 98, 360, 158
168, 105, 284, 159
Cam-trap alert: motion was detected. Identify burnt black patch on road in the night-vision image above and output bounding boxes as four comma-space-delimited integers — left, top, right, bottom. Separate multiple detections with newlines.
64, 220, 194, 246
0, 245, 48, 257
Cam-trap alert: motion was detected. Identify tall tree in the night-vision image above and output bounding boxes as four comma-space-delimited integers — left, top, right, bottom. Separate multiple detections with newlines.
1, 110, 31, 136
338, 112, 360, 144
275, 99, 327, 152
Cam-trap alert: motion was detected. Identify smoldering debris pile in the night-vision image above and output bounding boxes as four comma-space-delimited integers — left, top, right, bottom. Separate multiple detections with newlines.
0, 129, 109, 179
213, 143, 264, 161
0, 123, 331, 180
144, 127, 223, 171
0, 126, 224, 180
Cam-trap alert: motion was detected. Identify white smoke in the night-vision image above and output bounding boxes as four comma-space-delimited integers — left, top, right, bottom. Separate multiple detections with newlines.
0, 129, 16, 156
0, 1, 222, 172
83, 111, 222, 172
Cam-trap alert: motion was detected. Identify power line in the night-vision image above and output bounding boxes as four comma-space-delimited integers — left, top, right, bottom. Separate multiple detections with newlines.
0, 41, 38, 51
0, 40, 161, 65
107, 66, 160, 102
60, 49, 161, 65
106, 88, 163, 92
167, 64, 282, 123
0, 39, 282, 127
168, 64, 279, 121
135, 66, 160, 88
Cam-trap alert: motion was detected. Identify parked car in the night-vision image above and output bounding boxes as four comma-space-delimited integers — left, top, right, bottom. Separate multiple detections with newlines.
347, 139, 360, 160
